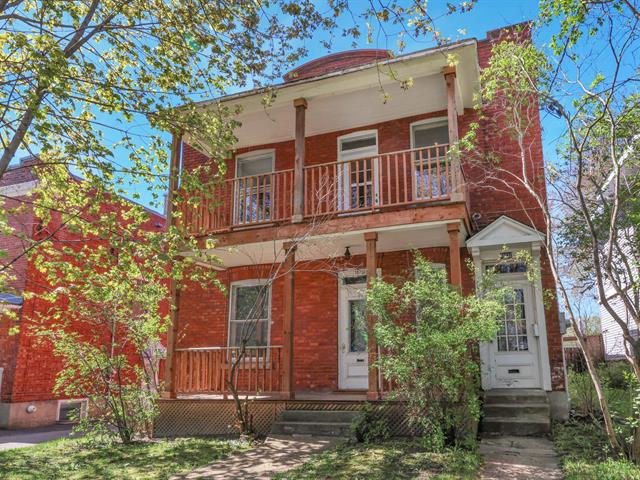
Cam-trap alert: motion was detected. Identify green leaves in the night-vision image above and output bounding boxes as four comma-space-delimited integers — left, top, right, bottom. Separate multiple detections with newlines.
367, 254, 505, 448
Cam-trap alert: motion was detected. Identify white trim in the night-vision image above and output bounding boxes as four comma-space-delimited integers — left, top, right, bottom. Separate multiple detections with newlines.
235, 149, 275, 177
469, 216, 553, 392
337, 130, 379, 162
56, 398, 88, 422
409, 117, 448, 150
0, 180, 38, 198
227, 279, 272, 348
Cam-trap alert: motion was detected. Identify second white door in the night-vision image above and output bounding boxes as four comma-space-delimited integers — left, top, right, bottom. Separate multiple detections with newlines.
338, 273, 368, 390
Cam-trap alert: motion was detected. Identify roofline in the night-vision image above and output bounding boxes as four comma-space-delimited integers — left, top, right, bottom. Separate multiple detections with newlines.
191, 38, 478, 108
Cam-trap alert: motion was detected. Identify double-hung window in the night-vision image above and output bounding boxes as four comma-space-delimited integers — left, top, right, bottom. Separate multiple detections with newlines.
411, 120, 449, 199
337, 131, 379, 210
235, 151, 274, 224
228, 281, 271, 348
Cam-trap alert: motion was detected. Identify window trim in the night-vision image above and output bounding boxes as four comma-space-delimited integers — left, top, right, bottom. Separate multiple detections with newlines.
409, 117, 449, 149
337, 130, 379, 162
57, 398, 88, 423
235, 149, 275, 178
227, 279, 272, 349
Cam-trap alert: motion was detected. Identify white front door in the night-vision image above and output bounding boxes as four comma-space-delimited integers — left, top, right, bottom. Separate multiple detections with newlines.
489, 282, 541, 389
338, 272, 368, 390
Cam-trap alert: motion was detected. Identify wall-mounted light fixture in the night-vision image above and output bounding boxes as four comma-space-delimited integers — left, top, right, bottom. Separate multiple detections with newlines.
344, 246, 351, 260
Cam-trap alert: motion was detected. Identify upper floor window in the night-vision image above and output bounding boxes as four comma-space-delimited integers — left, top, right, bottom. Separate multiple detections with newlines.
235, 150, 274, 224
411, 120, 449, 199
228, 280, 271, 348
337, 131, 378, 210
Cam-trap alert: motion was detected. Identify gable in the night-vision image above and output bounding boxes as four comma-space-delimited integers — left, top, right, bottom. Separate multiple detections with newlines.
466, 216, 544, 248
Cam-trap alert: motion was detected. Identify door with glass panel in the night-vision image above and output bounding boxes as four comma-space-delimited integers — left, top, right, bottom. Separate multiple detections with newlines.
338, 272, 368, 390
234, 151, 274, 225
337, 131, 379, 212
489, 281, 541, 389
411, 120, 449, 200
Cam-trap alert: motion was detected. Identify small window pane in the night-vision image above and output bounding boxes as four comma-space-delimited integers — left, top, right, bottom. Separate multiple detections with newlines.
412, 123, 449, 148
343, 275, 367, 285
340, 135, 376, 152
234, 285, 268, 320
349, 299, 367, 352
237, 154, 273, 177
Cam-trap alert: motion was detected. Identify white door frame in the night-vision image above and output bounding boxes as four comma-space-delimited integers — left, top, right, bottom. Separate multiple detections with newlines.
336, 130, 380, 211
337, 269, 370, 390
489, 277, 541, 388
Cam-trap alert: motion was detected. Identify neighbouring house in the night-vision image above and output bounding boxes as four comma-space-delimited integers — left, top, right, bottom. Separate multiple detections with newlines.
0, 157, 166, 429
156, 23, 569, 438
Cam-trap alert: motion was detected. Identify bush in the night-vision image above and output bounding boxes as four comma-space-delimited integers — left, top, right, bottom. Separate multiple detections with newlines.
350, 403, 391, 444
367, 254, 504, 449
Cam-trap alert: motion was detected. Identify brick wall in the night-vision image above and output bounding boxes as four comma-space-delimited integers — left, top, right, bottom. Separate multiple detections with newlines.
178, 25, 566, 392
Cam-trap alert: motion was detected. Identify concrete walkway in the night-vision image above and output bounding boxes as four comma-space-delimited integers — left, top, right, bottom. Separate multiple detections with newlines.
0, 424, 74, 451
172, 435, 338, 480
480, 436, 562, 480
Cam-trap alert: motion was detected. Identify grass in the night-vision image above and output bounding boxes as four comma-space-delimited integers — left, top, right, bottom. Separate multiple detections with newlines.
0, 436, 249, 480
272, 440, 479, 480
554, 419, 640, 480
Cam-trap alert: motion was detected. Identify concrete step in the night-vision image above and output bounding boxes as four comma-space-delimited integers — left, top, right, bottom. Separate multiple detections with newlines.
279, 410, 359, 423
483, 389, 549, 405
481, 415, 551, 436
483, 403, 550, 417
270, 421, 351, 437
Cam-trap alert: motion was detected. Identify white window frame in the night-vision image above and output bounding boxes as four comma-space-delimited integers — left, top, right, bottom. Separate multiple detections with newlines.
409, 118, 449, 200
227, 279, 272, 349
57, 398, 88, 423
336, 130, 379, 211
235, 149, 275, 178
234, 150, 275, 225
409, 117, 449, 149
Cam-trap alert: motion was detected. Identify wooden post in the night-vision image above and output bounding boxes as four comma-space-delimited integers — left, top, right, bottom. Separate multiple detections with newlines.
443, 67, 462, 200
292, 98, 307, 223
163, 132, 183, 399
364, 232, 381, 400
282, 241, 297, 399
447, 223, 462, 287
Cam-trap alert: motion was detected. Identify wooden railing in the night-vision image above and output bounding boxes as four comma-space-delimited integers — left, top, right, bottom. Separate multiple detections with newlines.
304, 145, 451, 217
178, 145, 459, 235
179, 170, 294, 235
174, 346, 283, 395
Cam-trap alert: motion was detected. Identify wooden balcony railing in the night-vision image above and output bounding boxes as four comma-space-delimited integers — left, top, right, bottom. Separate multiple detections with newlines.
304, 144, 451, 217
180, 170, 294, 235
174, 346, 283, 395
179, 145, 458, 235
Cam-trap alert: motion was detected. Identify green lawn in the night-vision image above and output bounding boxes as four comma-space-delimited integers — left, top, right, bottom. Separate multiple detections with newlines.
0, 436, 249, 480
554, 419, 640, 480
273, 440, 479, 480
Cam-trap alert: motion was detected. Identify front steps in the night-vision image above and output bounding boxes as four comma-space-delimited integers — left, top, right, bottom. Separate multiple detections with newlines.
270, 409, 358, 437
481, 389, 551, 436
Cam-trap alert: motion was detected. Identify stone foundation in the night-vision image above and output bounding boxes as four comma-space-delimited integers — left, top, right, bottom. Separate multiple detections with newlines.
548, 391, 569, 421
0, 400, 59, 429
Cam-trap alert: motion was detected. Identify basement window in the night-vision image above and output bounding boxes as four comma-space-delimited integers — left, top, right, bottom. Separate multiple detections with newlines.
57, 399, 88, 423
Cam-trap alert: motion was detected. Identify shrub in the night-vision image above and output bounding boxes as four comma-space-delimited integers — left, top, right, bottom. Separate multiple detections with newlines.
350, 403, 391, 444
367, 254, 504, 449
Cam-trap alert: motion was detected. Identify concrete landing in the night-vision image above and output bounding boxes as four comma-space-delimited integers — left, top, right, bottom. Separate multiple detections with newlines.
480, 436, 561, 480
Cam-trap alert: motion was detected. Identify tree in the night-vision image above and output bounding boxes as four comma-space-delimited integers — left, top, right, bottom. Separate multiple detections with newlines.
367, 255, 505, 448
464, 2, 640, 460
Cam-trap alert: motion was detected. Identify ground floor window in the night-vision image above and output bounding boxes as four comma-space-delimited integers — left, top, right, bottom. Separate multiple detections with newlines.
228, 280, 271, 348
57, 399, 88, 422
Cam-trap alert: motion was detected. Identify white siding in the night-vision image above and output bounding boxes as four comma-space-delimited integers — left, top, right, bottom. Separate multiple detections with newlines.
601, 294, 634, 360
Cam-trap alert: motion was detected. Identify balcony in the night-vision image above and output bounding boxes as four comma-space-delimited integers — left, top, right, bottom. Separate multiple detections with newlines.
179, 144, 464, 236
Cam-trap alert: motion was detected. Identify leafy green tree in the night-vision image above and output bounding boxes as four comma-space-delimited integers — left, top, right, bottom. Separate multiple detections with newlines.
463, 2, 640, 460
367, 255, 504, 448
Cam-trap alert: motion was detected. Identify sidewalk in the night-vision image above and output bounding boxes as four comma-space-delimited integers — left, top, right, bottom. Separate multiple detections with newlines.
0, 424, 74, 451
480, 436, 562, 480
172, 435, 337, 480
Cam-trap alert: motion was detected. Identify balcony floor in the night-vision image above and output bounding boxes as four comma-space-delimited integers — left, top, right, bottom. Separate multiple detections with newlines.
177, 391, 368, 401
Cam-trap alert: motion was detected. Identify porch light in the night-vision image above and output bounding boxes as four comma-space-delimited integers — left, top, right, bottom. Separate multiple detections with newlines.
344, 246, 352, 260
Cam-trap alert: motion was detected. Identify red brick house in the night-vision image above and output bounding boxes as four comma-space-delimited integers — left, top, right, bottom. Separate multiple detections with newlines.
0, 158, 166, 429
156, 25, 568, 437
